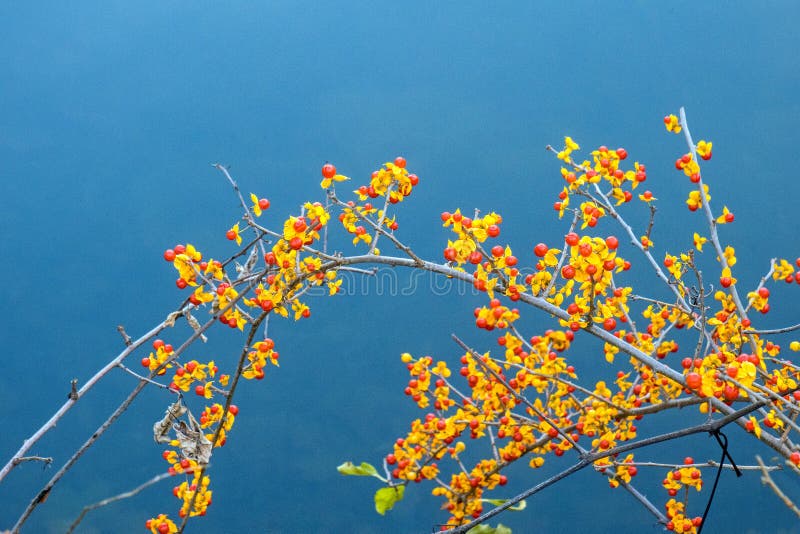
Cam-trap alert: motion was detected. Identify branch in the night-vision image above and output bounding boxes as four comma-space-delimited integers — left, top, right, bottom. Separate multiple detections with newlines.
619, 480, 668, 524
10, 456, 52, 468
0, 320, 171, 483
744, 323, 800, 335
679, 107, 755, 354
755, 455, 800, 519
445, 400, 768, 533
66, 471, 174, 533
177, 310, 269, 532
11, 278, 261, 531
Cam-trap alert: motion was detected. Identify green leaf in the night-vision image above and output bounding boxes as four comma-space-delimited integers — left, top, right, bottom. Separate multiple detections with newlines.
467, 524, 512, 534
481, 498, 527, 511
337, 461, 379, 478
374, 485, 405, 515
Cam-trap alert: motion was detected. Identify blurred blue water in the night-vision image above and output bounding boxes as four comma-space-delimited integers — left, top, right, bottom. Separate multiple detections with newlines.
2, 2, 799, 532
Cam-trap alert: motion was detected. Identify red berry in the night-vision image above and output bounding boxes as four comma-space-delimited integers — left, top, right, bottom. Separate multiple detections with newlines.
565, 232, 579, 246
758, 287, 770, 298
724, 212, 734, 223
491, 245, 504, 257
504, 255, 517, 267
163, 249, 176, 261
158, 523, 170, 534
226, 229, 236, 240
534, 243, 548, 257
720, 276, 732, 288
195, 385, 205, 396
443, 247, 457, 261
258, 198, 270, 210
603, 318, 616, 331
228, 405, 239, 416
561, 265, 576, 279
468, 251, 483, 265
685, 373, 702, 390
487, 224, 500, 238
174, 244, 186, 255
616, 148, 628, 160
176, 278, 188, 289
605, 236, 619, 250
790, 451, 800, 465
141, 357, 151, 368
394, 156, 406, 168
408, 173, 419, 186
289, 237, 303, 250
723, 385, 739, 402
322, 163, 336, 178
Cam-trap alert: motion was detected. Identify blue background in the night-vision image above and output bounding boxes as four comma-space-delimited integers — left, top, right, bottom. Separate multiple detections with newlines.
2, 1, 799, 532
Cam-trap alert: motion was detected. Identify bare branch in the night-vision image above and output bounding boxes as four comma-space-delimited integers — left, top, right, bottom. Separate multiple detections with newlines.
11, 456, 52, 468
755, 455, 800, 519
744, 323, 800, 335
66, 471, 175, 534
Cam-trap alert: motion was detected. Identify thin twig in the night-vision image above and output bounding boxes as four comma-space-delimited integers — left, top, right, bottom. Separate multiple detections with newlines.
744, 323, 800, 335
755, 455, 800, 518
117, 325, 133, 346
11, 456, 52, 468
117, 363, 173, 390
66, 471, 175, 533
619, 480, 668, 524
